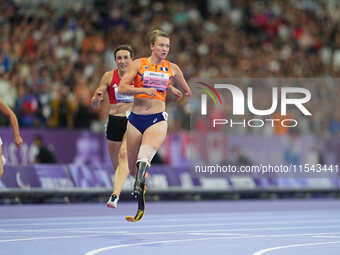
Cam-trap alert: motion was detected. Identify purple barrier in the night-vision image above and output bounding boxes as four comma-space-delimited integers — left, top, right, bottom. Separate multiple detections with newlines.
1, 128, 340, 169
0, 128, 106, 165
190, 133, 326, 166
1, 164, 339, 191
0, 128, 339, 191
0, 165, 41, 189
325, 138, 340, 167
34, 165, 74, 189
68, 164, 114, 188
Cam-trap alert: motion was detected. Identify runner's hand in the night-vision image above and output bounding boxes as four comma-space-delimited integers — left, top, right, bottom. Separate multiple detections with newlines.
91, 91, 104, 108
184, 88, 191, 97
170, 86, 183, 99
144, 88, 157, 97
14, 135, 23, 148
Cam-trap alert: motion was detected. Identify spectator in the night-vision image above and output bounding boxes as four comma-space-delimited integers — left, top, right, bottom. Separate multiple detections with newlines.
0, 0, 338, 136
33, 135, 57, 164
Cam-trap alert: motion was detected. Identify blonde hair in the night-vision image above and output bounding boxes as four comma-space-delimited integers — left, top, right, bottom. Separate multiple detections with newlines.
148, 29, 169, 45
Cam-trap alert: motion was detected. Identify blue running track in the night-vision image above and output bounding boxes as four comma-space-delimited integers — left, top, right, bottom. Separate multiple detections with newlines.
0, 200, 340, 255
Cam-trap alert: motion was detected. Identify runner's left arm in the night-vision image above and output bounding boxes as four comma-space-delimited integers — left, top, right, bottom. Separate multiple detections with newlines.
0, 100, 23, 148
170, 63, 191, 97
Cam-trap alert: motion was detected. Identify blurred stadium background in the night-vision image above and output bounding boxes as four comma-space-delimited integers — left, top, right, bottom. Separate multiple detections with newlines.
0, 0, 340, 204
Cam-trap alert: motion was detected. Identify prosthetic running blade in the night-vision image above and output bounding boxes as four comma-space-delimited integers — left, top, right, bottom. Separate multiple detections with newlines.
126, 183, 146, 222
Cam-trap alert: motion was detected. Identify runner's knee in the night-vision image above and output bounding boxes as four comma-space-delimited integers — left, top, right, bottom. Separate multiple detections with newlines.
137, 144, 157, 164
118, 147, 127, 162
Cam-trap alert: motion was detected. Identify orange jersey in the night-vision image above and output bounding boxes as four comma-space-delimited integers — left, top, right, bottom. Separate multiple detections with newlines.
134, 58, 173, 101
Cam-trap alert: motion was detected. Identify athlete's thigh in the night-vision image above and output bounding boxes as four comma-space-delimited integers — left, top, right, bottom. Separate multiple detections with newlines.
107, 140, 121, 169
141, 121, 168, 149
126, 122, 142, 175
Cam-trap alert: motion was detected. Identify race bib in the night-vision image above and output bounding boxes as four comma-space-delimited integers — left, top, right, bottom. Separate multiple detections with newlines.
114, 86, 134, 103
143, 71, 169, 91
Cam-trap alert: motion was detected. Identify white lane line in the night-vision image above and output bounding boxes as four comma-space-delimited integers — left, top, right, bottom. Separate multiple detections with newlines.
312, 235, 340, 239
121, 228, 340, 236
0, 211, 326, 222
83, 236, 263, 255
1, 218, 340, 229
1, 224, 340, 235
66, 230, 128, 234
1, 229, 340, 245
252, 241, 340, 255
0, 232, 262, 245
189, 232, 340, 238
1, 213, 339, 226
84, 237, 340, 255
0, 234, 115, 243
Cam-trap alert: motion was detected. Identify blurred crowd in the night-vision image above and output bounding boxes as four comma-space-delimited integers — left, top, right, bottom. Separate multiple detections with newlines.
1, 0, 340, 136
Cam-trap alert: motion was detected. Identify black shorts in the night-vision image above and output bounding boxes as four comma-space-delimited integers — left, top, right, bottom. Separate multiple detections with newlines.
105, 115, 128, 142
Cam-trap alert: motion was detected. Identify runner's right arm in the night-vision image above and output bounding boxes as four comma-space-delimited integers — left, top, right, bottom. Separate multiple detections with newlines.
119, 60, 157, 97
91, 72, 111, 108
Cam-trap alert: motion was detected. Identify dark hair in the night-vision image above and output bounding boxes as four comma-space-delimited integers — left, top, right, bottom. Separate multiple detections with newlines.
148, 29, 169, 45
113, 45, 134, 59
34, 135, 43, 143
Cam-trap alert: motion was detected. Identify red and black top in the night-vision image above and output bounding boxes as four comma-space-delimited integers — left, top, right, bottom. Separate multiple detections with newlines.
107, 69, 134, 104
